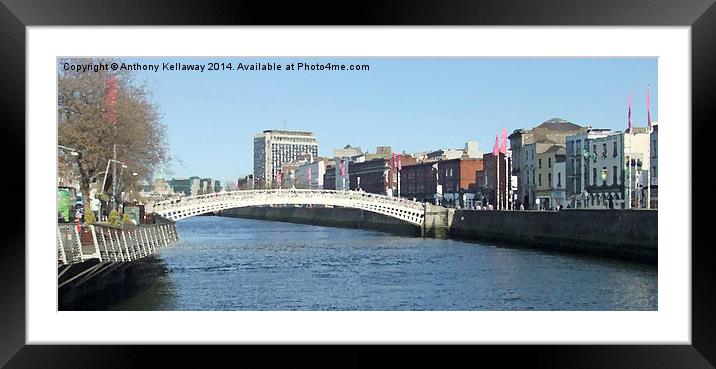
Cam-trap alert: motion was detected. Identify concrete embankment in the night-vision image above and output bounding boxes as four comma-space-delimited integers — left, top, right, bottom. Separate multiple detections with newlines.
450, 209, 657, 263
58, 255, 168, 310
221, 206, 421, 236
57, 218, 179, 310
221, 206, 657, 264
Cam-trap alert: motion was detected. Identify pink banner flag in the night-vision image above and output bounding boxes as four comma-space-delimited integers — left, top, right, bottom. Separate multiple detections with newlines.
627, 93, 632, 130
499, 128, 508, 154
397, 155, 402, 171
647, 84, 651, 129
307, 167, 312, 183
492, 134, 499, 156
102, 76, 118, 124
338, 160, 346, 176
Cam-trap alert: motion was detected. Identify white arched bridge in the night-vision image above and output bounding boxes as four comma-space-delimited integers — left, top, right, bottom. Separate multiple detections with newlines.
148, 189, 427, 226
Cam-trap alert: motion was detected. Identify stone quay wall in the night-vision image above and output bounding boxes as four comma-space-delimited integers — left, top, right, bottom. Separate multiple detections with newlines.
221, 206, 657, 263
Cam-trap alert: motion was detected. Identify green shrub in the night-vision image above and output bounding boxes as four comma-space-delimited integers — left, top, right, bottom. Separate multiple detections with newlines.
84, 210, 96, 224
108, 209, 121, 226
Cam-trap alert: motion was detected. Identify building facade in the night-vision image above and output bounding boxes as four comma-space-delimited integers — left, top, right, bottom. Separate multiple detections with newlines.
168, 177, 200, 196
253, 130, 319, 188
323, 164, 336, 190
565, 128, 612, 208
348, 158, 390, 195
237, 174, 255, 190
533, 145, 566, 210
479, 153, 512, 209
509, 117, 587, 209
401, 158, 482, 206
585, 128, 651, 209
400, 161, 436, 202
294, 160, 327, 189
650, 123, 658, 208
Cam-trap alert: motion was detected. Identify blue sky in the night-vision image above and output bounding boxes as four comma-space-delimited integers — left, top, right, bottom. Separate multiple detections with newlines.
125, 57, 657, 182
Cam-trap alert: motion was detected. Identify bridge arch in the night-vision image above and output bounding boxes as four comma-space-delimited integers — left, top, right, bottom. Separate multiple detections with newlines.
148, 189, 426, 226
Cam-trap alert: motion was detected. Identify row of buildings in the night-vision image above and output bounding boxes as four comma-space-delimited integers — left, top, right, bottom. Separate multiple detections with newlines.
511, 119, 658, 209
141, 176, 223, 200
245, 120, 658, 210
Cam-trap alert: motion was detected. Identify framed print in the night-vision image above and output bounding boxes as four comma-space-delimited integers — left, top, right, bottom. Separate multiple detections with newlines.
2, 0, 715, 367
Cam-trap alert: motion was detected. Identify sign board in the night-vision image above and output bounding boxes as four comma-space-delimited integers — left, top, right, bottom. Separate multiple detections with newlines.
125, 205, 141, 225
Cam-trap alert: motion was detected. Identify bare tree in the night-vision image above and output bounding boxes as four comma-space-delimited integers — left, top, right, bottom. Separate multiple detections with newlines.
58, 58, 170, 210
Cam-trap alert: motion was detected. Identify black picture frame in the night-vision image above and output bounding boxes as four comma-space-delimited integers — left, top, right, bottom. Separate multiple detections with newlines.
1, 0, 714, 367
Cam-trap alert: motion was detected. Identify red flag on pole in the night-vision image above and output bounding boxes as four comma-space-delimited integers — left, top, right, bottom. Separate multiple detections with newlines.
627, 93, 632, 130
102, 76, 118, 124
499, 128, 508, 154
647, 84, 651, 129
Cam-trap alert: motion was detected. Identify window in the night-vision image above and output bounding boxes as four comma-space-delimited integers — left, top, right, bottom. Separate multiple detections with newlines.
558, 172, 562, 188
532, 170, 536, 186
576, 140, 582, 156
548, 173, 552, 188
572, 159, 576, 175
538, 173, 542, 187
602, 143, 607, 158
613, 166, 618, 185
592, 167, 597, 185
653, 165, 657, 178
613, 141, 618, 157
539, 159, 542, 169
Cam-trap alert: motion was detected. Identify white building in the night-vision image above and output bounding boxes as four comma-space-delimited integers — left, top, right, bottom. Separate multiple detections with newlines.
565, 128, 612, 208
253, 129, 319, 188
552, 157, 566, 208
586, 128, 651, 209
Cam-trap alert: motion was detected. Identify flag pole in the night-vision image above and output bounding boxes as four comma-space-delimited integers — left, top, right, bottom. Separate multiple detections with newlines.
646, 84, 652, 208
496, 152, 500, 210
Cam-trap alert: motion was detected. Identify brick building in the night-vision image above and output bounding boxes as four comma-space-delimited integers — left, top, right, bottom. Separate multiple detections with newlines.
348, 158, 390, 194
400, 158, 482, 205
323, 164, 336, 190
479, 153, 512, 209
347, 154, 417, 195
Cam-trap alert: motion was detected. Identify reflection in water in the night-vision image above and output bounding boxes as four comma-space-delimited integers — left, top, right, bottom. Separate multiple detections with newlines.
108, 216, 657, 311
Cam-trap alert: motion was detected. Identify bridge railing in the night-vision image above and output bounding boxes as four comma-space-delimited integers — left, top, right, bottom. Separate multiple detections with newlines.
149, 189, 426, 213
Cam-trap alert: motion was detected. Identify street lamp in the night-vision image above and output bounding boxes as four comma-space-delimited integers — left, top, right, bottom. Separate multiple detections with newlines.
101, 158, 130, 212
58, 144, 80, 157
102, 159, 127, 194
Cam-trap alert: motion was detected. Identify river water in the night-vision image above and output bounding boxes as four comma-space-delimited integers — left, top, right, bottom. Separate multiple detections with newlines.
108, 216, 657, 311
